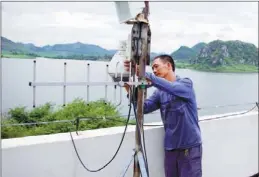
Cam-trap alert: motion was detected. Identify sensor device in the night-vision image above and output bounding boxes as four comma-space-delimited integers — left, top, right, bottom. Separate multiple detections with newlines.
114, 2, 133, 24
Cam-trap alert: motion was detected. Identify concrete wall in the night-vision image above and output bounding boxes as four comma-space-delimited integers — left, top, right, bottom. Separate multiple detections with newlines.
2, 111, 258, 177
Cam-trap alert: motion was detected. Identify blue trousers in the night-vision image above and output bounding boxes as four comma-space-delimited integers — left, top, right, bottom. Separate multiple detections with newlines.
164, 144, 202, 177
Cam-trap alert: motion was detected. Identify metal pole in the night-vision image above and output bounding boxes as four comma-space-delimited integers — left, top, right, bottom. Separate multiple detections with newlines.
63, 62, 67, 106
86, 63, 90, 103
105, 64, 109, 102
33, 60, 36, 108
134, 24, 149, 177
133, 2, 150, 177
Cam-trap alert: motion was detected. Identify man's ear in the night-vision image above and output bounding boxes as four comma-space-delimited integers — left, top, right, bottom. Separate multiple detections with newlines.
167, 62, 171, 69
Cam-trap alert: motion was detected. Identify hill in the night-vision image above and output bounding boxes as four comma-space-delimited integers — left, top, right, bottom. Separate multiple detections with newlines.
1, 37, 117, 60
189, 40, 258, 72
192, 42, 207, 53
171, 46, 196, 60
194, 40, 258, 66
171, 42, 207, 61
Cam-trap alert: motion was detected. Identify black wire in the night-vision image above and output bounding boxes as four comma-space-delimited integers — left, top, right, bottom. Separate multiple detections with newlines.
69, 95, 132, 172
198, 104, 257, 122
143, 104, 258, 127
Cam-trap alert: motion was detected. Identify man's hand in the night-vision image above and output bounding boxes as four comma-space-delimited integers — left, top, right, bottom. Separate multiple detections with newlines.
123, 60, 132, 72
123, 60, 140, 76
123, 60, 152, 87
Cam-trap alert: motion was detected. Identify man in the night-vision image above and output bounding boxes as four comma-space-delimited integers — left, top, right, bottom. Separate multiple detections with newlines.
124, 54, 202, 177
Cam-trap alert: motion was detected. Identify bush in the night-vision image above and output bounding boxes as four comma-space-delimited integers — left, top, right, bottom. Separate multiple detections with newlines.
1, 98, 135, 139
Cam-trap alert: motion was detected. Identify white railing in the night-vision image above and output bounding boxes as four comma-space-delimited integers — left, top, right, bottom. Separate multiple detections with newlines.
2, 111, 258, 177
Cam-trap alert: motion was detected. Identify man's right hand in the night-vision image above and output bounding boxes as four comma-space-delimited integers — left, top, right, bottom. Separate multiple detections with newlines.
123, 60, 140, 76
123, 60, 152, 93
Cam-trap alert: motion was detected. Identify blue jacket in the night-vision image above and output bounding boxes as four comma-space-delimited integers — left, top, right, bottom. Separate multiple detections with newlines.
143, 72, 202, 150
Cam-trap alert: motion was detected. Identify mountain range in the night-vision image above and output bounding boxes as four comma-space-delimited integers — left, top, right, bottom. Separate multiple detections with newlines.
1, 36, 161, 59
1, 36, 258, 68
1, 37, 116, 57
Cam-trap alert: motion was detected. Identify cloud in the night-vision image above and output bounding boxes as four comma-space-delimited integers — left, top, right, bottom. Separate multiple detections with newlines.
220, 26, 234, 33
2, 1, 258, 53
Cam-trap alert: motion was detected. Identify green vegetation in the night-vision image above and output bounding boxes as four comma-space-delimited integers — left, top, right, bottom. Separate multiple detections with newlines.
1, 51, 39, 59
191, 64, 258, 73
175, 61, 192, 69
1, 50, 113, 61
1, 98, 135, 139
175, 61, 258, 73
173, 40, 258, 73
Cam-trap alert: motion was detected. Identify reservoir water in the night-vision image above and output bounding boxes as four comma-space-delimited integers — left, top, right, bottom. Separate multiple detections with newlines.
2, 58, 258, 122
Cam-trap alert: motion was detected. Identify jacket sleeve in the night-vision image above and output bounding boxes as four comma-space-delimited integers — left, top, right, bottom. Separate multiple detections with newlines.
145, 72, 193, 100
131, 87, 160, 114
143, 89, 160, 114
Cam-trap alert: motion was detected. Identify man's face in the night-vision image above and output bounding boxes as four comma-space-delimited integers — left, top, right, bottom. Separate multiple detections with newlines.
151, 58, 172, 78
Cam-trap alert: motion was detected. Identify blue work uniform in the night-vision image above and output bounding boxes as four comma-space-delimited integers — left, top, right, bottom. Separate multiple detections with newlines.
143, 72, 202, 177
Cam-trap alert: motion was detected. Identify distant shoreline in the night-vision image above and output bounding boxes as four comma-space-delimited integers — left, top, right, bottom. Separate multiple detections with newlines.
175, 62, 258, 73
2, 54, 258, 73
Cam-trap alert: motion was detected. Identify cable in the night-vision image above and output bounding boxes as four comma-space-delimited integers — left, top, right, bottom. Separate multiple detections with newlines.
2, 102, 256, 127
2, 102, 257, 128
69, 92, 133, 172
198, 104, 257, 122
1, 116, 136, 127
142, 103, 258, 127
69, 85, 148, 174
199, 102, 256, 109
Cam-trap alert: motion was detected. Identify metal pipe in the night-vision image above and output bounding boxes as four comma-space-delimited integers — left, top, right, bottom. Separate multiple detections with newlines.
133, 2, 150, 176
105, 64, 109, 102
128, 61, 132, 105
87, 63, 90, 102
115, 61, 120, 78
114, 85, 117, 105
134, 31, 147, 177
120, 65, 123, 81
28, 81, 148, 87
137, 151, 148, 177
63, 62, 67, 106
115, 86, 122, 107
33, 60, 36, 108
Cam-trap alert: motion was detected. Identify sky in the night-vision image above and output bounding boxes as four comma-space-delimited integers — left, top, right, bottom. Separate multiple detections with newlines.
2, 1, 258, 53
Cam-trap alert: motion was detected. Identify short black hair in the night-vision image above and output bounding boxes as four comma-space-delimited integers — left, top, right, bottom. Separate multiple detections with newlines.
153, 54, 175, 71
